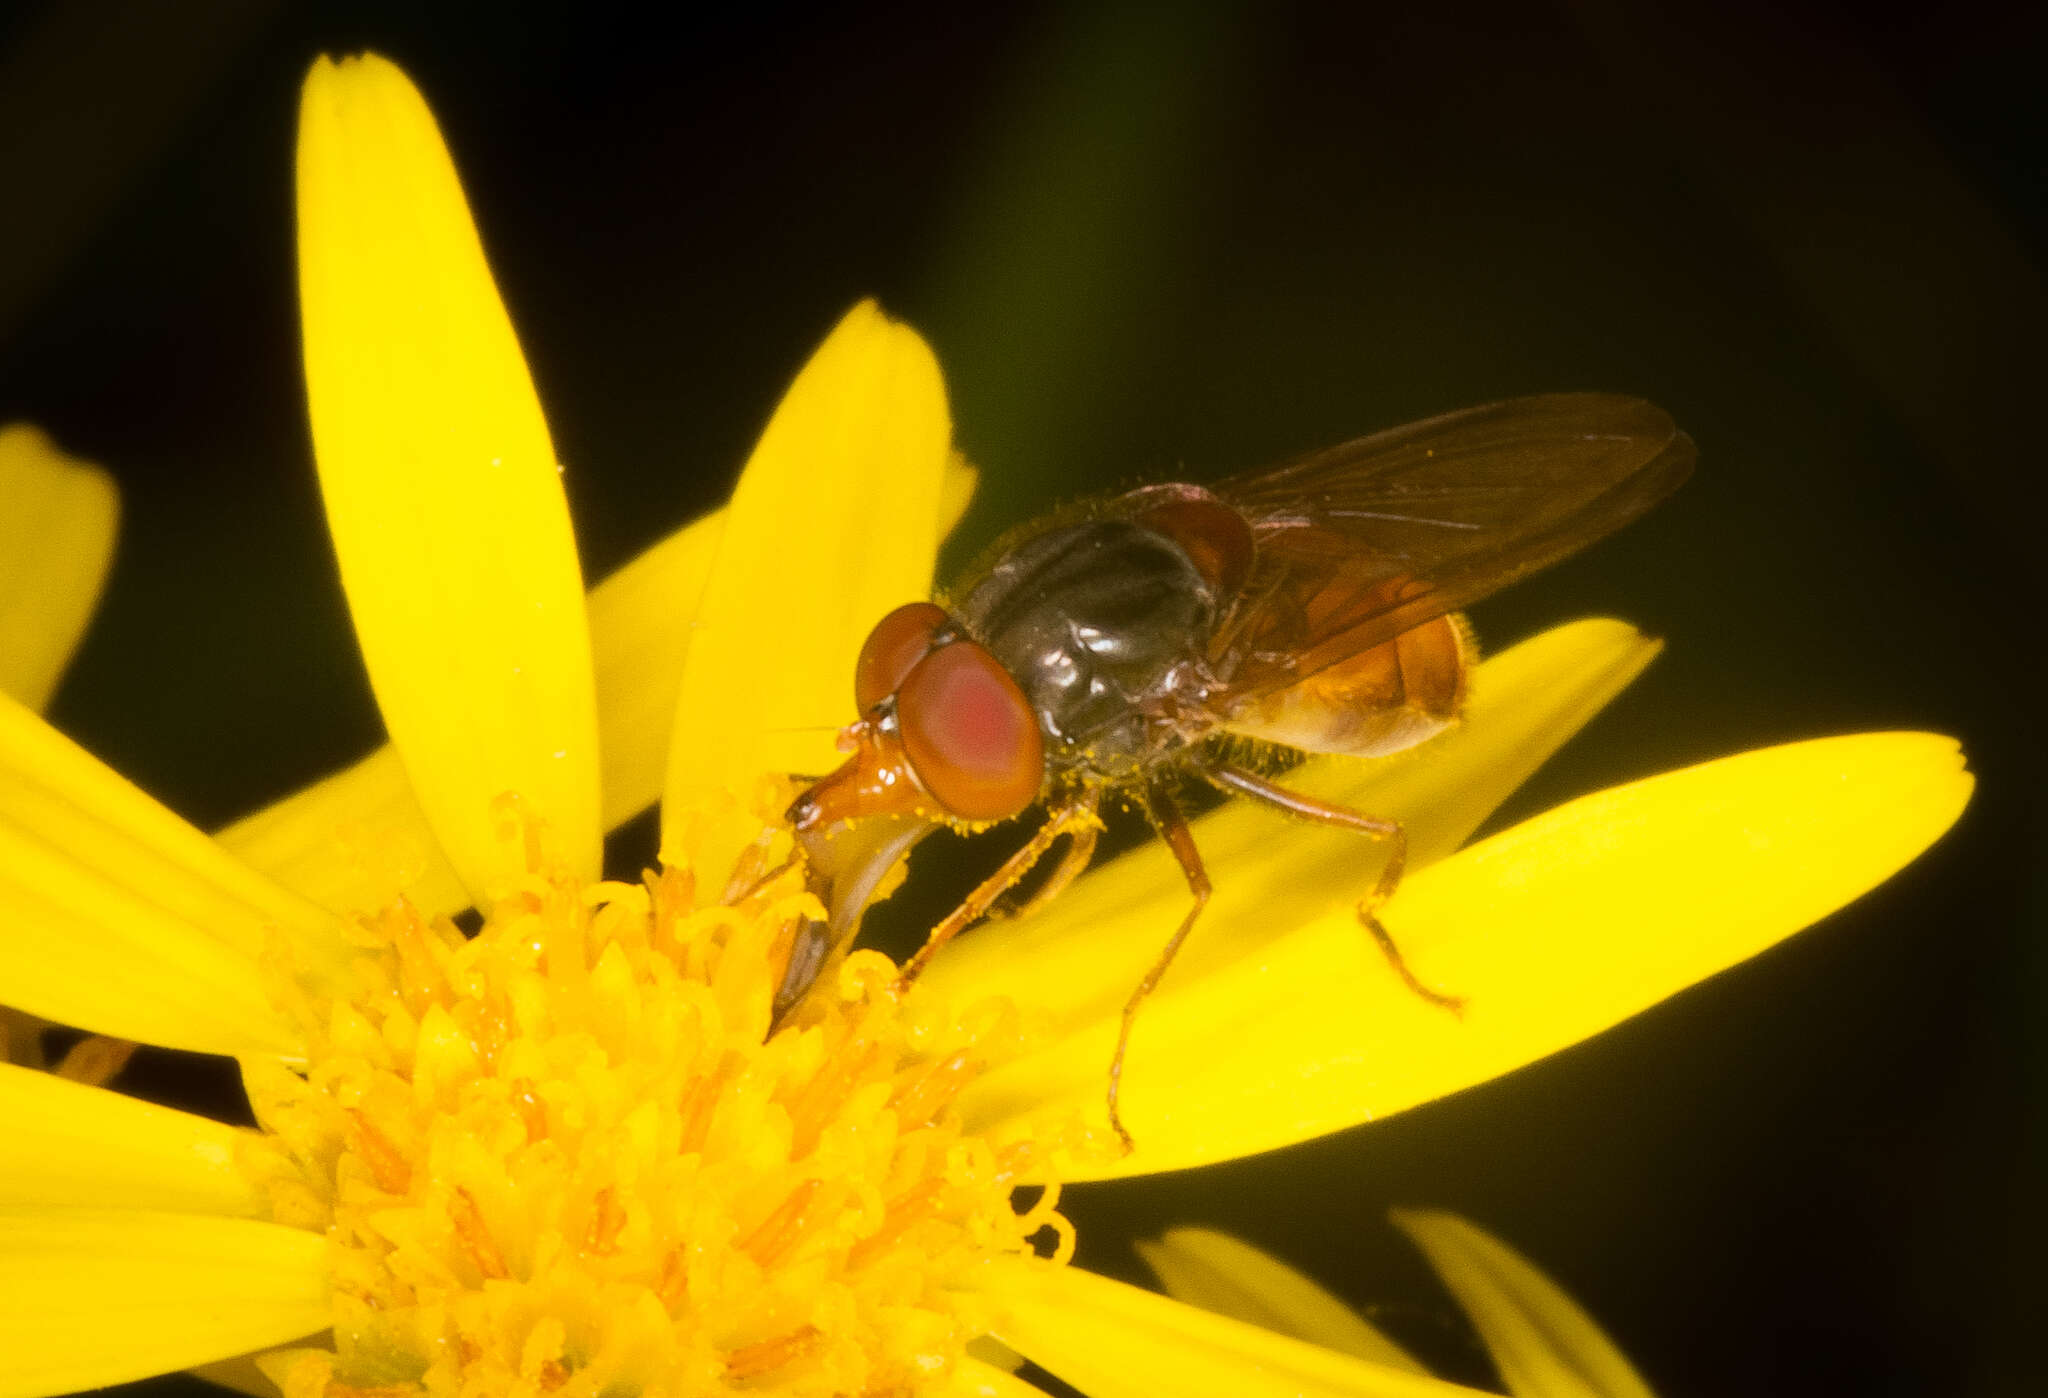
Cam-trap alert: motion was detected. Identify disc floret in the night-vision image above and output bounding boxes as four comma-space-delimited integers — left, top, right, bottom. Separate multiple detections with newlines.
242, 854, 1067, 1398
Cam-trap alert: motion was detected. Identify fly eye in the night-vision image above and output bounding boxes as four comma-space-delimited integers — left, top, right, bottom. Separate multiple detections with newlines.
854, 601, 951, 712
895, 641, 1044, 822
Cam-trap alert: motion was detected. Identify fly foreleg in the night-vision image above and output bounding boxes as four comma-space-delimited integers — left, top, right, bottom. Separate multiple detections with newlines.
991, 819, 1101, 923
896, 798, 1100, 988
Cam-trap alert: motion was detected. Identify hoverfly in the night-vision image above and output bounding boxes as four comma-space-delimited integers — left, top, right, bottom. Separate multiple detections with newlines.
779, 393, 1694, 1149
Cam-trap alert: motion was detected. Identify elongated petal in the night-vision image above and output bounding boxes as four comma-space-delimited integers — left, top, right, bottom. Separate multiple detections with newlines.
661, 302, 951, 879
0, 1063, 264, 1215
212, 511, 726, 917
298, 53, 600, 900
0, 1207, 328, 1398
1393, 1210, 1653, 1398
602, 457, 973, 843
978, 1257, 1486, 1398
0, 425, 117, 714
220, 461, 979, 917
938, 454, 980, 544
0, 692, 340, 1054
1138, 1227, 1424, 1373
959, 731, 1970, 1177
213, 745, 466, 920
591, 512, 723, 836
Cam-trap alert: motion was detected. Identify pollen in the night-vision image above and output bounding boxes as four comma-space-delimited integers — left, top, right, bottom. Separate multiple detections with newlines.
238, 847, 1068, 1398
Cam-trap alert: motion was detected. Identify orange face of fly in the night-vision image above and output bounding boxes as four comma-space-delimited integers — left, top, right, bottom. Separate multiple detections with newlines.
786, 601, 1046, 836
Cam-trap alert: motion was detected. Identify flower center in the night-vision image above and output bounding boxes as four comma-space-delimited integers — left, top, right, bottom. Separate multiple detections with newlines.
241, 846, 1069, 1397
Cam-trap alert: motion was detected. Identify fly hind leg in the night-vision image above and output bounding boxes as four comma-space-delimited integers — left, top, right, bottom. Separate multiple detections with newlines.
1205, 761, 1463, 1015
1353, 816, 1464, 1014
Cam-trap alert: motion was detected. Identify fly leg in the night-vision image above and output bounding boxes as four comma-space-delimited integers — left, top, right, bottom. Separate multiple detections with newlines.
1204, 761, 1464, 1014
991, 819, 1101, 922
896, 797, 1100, 987
1107, 779, 1212, 1155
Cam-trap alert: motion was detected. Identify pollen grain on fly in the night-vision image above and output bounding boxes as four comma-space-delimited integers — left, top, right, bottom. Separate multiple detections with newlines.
239, 834, 1067, 1398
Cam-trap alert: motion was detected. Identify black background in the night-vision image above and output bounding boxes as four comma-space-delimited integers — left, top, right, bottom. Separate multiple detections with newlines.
1, 2, 2041, 1394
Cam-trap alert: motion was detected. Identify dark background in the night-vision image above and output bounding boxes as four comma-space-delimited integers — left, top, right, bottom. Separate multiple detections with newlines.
1, 1, 2040, 1394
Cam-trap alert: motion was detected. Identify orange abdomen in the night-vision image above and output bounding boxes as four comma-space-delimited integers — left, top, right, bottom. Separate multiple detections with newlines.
1220, 611, 1472, 757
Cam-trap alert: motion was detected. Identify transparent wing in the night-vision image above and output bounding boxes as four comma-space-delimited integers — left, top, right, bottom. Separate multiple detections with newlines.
1206, 393, 1693, 697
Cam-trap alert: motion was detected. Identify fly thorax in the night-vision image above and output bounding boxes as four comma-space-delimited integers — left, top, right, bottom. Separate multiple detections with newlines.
955, 519, 1216, 770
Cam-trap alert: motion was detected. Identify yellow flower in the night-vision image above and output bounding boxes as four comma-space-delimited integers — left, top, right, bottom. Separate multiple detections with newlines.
0, 52, 1971, 1398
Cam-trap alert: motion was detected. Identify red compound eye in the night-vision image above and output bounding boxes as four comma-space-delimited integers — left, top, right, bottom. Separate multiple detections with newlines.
895, 641, 1044, 822
854, 601, 950, 712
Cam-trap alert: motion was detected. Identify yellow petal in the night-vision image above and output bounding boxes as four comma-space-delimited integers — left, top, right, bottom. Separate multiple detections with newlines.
219, 460, 980, 917
298, 53, 600, 900
0, 1063, 264, 1216
211, 510, 726, 918
0, 425, 117, 714
1392, 1210, 1653, 1398
960, 731, 1970, 1178
590, 512, 723, 836
213, 745, 466, 920
978, 1257, 1487, 1398
938, 454, 981, 544
661, 301, 951, 877
0, 692, 340, 1055
1137, 1227, 1425, 1373
601, 455, 970, 842
0, 1207, 328, 1398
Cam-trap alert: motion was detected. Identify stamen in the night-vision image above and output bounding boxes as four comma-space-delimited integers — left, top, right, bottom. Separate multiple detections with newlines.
347, 1109, 412, 1195
581, 1185, 625, 1256
384, 898, 451, 1011
847, 1178, 944, 1268
741, 1177, 823, 1266
449, 1186, 510, 1280
723, 1326, 823, 1381
656, 1247, 689, 1312
888, 1048, 975, 1129
788, 1036, 887, 1157
509, 1078, 547, 1142
676, 1056, 728, 1153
